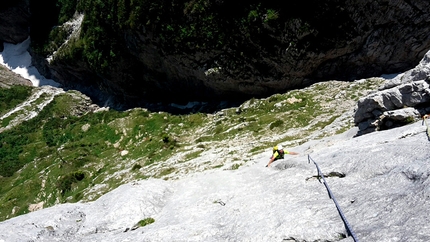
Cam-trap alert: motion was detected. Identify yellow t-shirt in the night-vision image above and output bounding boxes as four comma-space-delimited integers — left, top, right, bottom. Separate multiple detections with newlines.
273, 150, 289, 159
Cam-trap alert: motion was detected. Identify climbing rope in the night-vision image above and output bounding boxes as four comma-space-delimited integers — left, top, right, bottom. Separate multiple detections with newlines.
308, 155, 359, 242
422, 114, 430, 141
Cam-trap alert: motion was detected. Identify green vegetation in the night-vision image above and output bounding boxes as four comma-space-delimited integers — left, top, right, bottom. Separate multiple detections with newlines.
0, 90, 192, 220
156, 167, 176, 178
0, 85, 32, 116
29, 0, 355, 78
183, 150, 204, 162
269, 120, 284, 130
57, 0, 79, 24
57, 171, 86, 196
0, 78, 383, 221
132, 163, 142, 171
231, 163, 242, 170
138, 217, 155, 227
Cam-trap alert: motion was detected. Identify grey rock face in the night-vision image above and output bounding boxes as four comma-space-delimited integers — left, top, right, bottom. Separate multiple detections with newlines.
0, 121, 429, 242
0, 66, 32, 88
355, 50, 430, 135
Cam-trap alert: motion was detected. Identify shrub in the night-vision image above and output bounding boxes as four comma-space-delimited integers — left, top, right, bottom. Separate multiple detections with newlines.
265, 9, 279, 22
162, 134, 170, 143
0, 129, 33, 177
248, 10, 259, 22
231, 163, 241, 170
132, 163, 142, 171
269, 119, 284, 129
157, 167, 175, 177
268, 94, 282, 103
0, 85, 32, 115
138, 217, 155, 227
57, 0, 79, 24
57, 171, 85, 195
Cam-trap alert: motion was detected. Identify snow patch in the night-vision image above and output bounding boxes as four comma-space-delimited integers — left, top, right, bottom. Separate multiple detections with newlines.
0, 38, 60, 87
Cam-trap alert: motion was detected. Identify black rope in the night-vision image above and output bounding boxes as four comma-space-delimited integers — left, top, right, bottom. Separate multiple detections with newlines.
308, 155, 359, 242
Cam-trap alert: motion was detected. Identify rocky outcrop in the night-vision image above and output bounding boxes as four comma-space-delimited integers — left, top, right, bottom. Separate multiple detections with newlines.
0, 1, 30, 45
354, 50, 430, 135
0, 65, 32, 88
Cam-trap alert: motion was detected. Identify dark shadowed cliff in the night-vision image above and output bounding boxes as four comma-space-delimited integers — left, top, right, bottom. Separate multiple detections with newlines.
2, 0, 430, 106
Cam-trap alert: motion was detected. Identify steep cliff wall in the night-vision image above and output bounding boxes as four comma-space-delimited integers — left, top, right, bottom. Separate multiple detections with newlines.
2, 0, 430, 106
0, 0, 31, 46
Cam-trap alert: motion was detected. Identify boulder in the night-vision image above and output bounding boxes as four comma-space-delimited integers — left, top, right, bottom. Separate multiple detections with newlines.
355, 50, 430, 135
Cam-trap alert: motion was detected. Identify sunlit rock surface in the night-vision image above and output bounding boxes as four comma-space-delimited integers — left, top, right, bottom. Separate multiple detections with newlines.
1, 121, 429, 242
355, 50, 430, 135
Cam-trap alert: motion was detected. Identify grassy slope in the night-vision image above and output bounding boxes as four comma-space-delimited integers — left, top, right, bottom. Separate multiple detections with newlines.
0, 77, 383, 221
